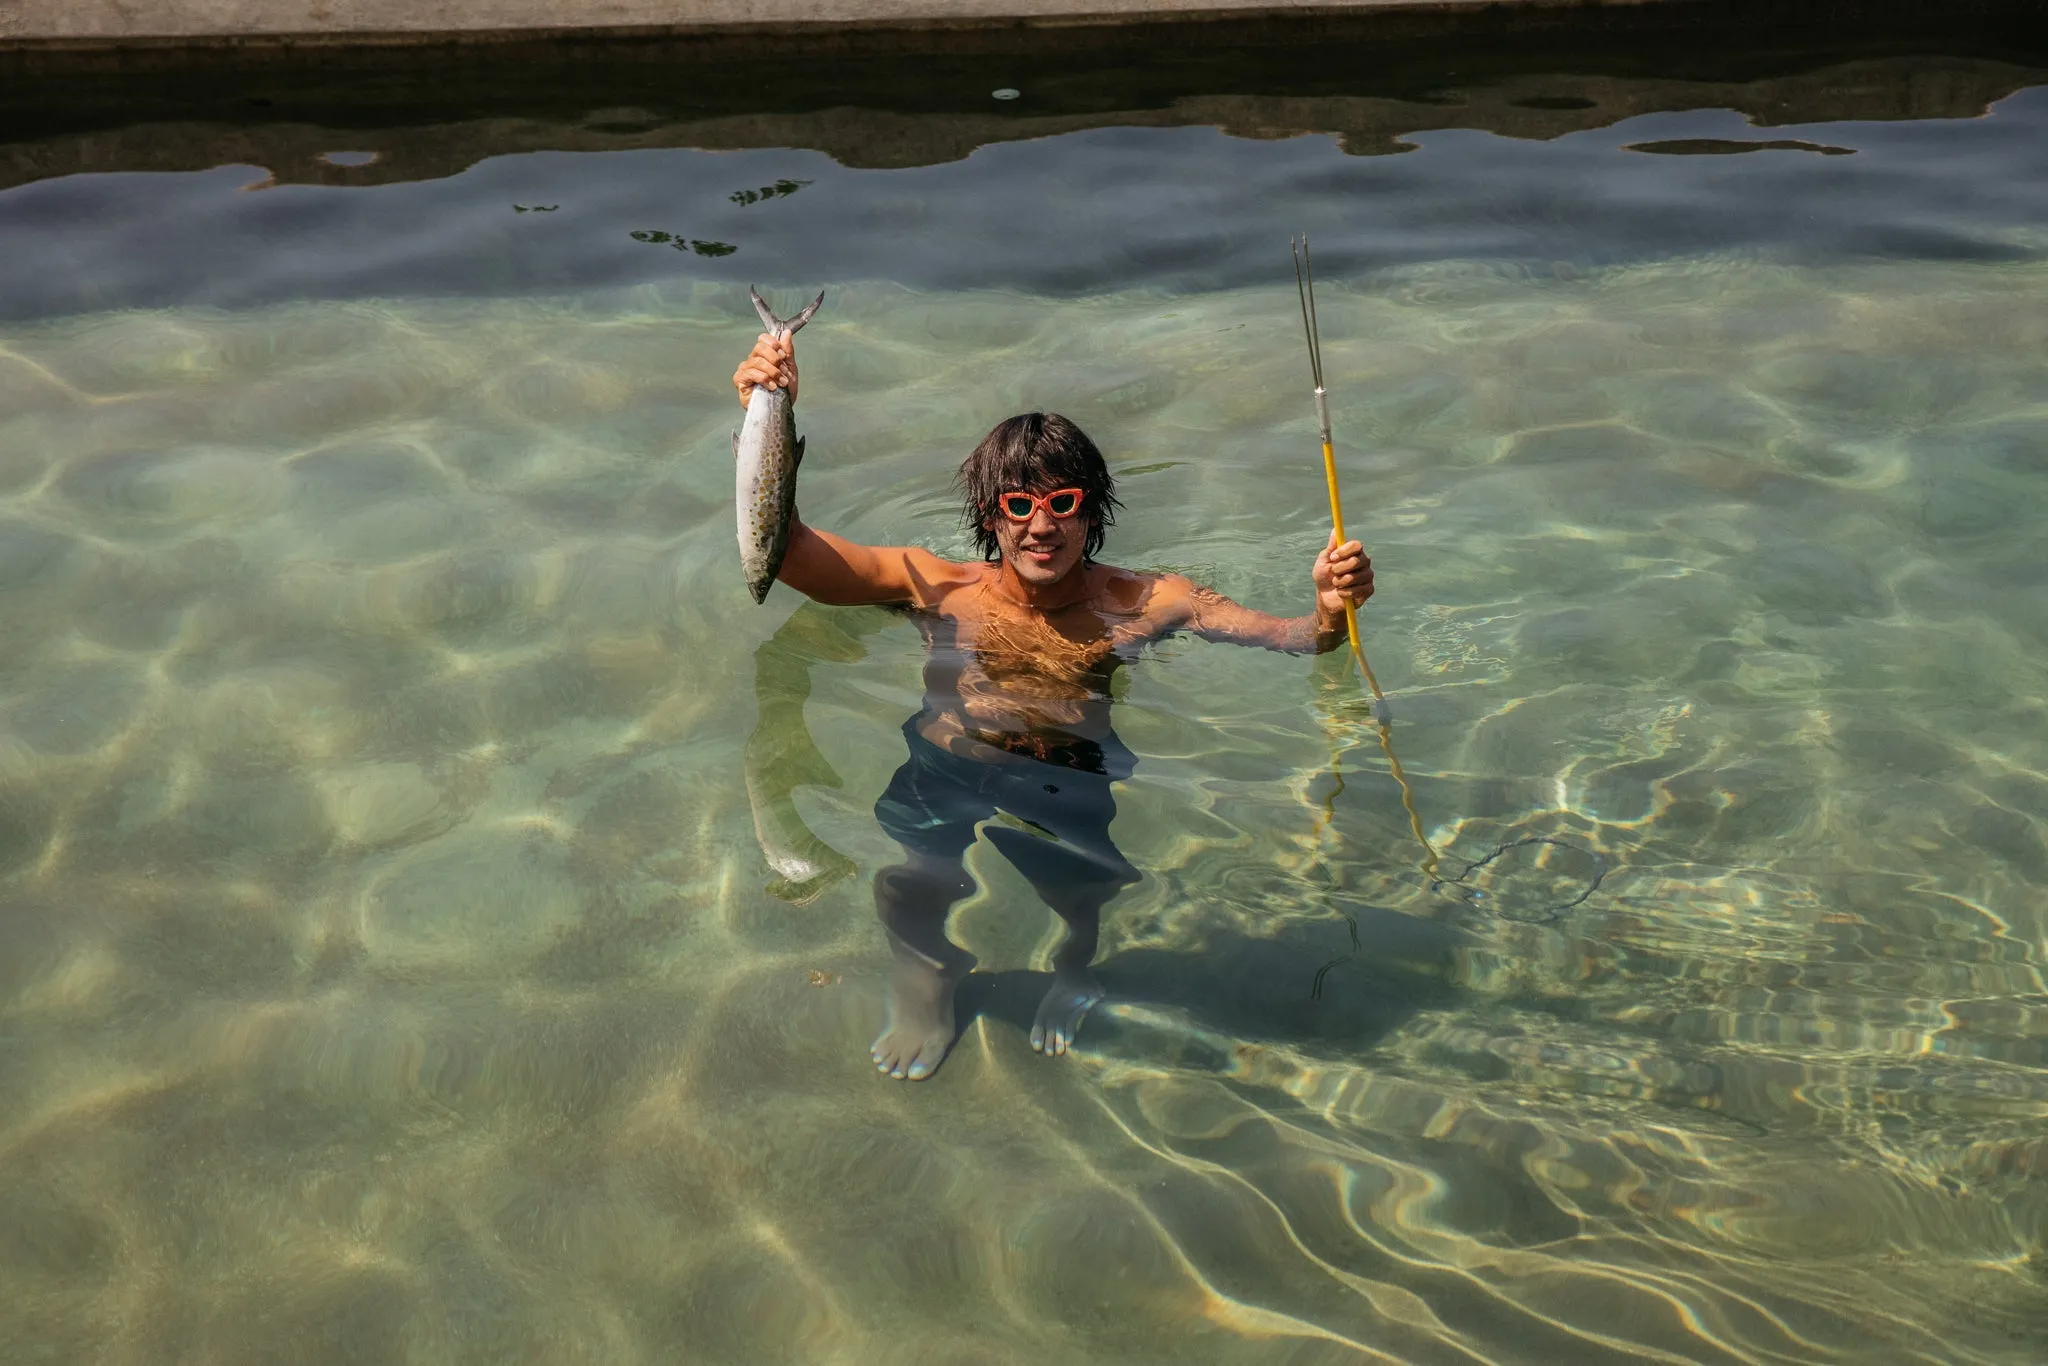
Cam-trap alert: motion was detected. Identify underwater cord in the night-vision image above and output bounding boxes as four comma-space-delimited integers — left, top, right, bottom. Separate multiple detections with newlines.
1291, 237, 1603, 996
1440, 835, 1610, 924
1309, 834, 1610, 998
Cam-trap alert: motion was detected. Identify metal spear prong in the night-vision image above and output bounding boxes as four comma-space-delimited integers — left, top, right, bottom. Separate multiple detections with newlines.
1291, 234, 1323, 391
1302, 234, 1324, 389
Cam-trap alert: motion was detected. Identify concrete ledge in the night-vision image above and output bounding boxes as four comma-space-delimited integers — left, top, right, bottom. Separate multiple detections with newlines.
6, 0, 2042, 60
2, 0, 1674, 47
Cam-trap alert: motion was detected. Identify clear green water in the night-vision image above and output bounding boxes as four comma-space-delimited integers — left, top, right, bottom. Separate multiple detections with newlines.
2, 254, 2045, 1362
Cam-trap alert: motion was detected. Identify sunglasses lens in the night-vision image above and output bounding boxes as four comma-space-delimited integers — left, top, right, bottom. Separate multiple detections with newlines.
1001, 494, 1035, 519
1046, 491, 1081, 517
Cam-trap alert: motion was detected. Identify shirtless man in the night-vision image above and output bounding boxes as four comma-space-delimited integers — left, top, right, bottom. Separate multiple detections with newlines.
733, 330, 1373, 1081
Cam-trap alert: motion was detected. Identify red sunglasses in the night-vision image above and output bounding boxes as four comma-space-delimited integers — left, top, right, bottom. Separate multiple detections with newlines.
997, 487, 1085, 522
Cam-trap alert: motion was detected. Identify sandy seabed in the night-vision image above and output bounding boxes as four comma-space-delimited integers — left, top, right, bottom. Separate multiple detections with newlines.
1, 259, 2045, 1363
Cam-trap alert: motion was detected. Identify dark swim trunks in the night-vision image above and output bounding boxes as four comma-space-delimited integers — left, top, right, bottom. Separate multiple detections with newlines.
873, 719, 1141, 893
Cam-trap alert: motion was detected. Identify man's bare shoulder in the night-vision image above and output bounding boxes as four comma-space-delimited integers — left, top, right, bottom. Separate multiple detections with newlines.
899, 548, 991, 608
1086, 565, 1199, 626
899, 546, 984, 584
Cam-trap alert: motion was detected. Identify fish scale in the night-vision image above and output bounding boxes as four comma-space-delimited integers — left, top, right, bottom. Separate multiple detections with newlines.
734, 286, 825, 603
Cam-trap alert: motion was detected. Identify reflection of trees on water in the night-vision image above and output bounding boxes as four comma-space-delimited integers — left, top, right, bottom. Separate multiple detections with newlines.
625, 179, 809, 258
1623, 138, 1855, 156
629, 229, 736, 256
730, 178, 812, 206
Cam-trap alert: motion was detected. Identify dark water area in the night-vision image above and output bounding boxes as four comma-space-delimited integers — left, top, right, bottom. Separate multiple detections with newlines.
3, 14, 2048, 318
0, 94, 2045, 318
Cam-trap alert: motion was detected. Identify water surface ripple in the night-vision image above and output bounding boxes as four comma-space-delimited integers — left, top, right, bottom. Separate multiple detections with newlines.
2, 86, 2047, 319
1, 89, 2046, 1366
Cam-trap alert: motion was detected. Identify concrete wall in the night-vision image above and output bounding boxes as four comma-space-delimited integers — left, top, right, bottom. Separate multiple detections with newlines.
2, 0, 1648, 46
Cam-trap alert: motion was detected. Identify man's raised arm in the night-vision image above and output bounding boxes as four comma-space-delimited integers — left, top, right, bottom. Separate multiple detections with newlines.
778, 520, 955, 608
733, 331, 956, 609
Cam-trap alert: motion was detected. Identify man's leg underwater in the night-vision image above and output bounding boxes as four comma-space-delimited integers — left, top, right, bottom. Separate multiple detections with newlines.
870, 734, 992, 1082
1030, 876, 1124, 1057
869, 850, 978, 1081
985, 782, 1141, 1058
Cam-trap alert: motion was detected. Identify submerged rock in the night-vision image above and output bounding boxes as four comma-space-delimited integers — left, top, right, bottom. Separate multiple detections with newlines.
54, 446, 288, 534
359, 828, 584, 967
1498, 422, 1661, 467
287, 438, 449, 514
1750, 542, 1890, 623
0, 518, 76, 585
319, 762, 452, 848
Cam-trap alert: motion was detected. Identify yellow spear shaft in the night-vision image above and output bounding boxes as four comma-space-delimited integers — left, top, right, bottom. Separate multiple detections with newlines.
1307, 336, 1439, 879
1315, 386, 1386, 706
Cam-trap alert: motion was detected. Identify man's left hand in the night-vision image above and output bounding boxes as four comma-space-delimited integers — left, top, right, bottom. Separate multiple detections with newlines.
1313, 531, 1374, 624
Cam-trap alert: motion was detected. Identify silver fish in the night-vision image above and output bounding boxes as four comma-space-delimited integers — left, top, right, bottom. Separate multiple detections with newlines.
735, 286, 825, 603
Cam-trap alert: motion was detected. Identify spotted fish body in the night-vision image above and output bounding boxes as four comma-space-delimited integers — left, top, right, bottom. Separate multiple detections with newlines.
735, 287, 824, 603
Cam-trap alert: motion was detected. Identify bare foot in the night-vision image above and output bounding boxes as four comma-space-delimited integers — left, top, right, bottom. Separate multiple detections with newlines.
871, 956, 960, 1081
1030, 968, 1101, 1057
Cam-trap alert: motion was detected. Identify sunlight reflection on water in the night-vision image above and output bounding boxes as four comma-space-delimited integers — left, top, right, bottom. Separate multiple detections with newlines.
0, 218, 2045, 1361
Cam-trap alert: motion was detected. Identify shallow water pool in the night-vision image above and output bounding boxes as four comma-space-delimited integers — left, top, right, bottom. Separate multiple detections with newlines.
1, 48, 2046, 1365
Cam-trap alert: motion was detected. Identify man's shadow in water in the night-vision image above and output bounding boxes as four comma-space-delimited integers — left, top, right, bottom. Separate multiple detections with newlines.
953, 906, 1464, 1065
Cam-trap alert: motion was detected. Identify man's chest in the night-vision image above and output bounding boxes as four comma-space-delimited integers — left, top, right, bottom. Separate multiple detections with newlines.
935, 595, 1152, 676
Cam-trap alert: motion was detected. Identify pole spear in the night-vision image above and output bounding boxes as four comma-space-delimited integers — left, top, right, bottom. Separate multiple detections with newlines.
1292, 233, 1439, 880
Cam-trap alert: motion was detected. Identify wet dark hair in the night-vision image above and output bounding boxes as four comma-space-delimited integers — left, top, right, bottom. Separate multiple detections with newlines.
957, 412, 1121, 563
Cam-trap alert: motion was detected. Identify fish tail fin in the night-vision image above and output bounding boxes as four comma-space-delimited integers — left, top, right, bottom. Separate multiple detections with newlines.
785, 291, 826, 334
748, 286, 827, 338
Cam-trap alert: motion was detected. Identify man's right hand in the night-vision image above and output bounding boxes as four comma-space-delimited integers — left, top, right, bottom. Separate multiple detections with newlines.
733, 333, 797, 409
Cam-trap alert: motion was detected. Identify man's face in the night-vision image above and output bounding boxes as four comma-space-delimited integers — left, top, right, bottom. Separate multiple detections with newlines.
991, 490, 1088, 588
